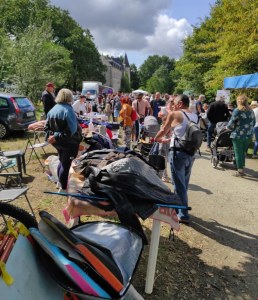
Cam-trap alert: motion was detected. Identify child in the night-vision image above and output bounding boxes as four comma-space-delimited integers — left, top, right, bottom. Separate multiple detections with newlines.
158, 106, 172, 182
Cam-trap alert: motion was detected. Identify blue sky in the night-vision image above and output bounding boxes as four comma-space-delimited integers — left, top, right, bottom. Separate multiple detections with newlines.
50, 0, 217, 67
169, 0, 216, 25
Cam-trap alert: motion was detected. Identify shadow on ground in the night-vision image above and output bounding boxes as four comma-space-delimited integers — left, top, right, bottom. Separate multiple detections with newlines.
133, 220, 258, 299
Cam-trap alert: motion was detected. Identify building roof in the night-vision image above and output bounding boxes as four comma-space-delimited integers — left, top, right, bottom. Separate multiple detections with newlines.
124, 53, 130, 67
101, 54, 130, 71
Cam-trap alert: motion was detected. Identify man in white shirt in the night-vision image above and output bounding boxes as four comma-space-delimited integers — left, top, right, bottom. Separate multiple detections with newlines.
72, 94, 86, 116
155, 94, 198, 224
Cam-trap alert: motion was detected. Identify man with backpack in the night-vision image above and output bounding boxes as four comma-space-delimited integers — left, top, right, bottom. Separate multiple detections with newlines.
155, 94, 202, 224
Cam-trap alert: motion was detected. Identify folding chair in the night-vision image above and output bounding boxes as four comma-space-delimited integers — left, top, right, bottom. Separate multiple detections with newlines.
0, 152, 17, 173
25, 130, 48, 171
0, 172, 22, 189
2, 150, 26, 177
0, 186, 35, 217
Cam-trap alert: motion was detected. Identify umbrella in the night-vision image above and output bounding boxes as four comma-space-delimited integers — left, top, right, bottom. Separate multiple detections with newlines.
132, 89, 148, 95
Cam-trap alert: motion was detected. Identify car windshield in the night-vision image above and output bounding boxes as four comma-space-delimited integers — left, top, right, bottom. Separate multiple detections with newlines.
14, 97, 33, 108
82, 90, 96, 95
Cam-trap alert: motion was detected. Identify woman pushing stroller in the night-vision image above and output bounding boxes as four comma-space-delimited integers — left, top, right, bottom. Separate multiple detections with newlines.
226, 95, 255, 177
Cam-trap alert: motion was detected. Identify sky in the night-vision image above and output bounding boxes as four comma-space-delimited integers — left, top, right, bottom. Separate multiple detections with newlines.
49, 0, 217, 67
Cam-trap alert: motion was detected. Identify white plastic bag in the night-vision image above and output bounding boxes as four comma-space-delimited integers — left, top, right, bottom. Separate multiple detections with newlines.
45, 155, 59, 183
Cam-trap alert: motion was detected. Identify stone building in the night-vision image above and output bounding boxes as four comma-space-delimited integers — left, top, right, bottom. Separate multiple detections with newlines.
101, 53, 130, 92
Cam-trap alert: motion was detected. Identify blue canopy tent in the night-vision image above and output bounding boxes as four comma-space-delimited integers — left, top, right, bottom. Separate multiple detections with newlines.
224, 73, 258, 89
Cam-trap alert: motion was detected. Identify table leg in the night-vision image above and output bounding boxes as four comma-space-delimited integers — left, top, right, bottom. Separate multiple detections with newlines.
145, 219, 161, 294
21, 153, 26, 174
16, 155, 22, 177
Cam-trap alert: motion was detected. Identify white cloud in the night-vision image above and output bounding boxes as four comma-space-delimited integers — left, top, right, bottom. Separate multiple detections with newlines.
145, 15, 193, 58
49, 0, 193, 63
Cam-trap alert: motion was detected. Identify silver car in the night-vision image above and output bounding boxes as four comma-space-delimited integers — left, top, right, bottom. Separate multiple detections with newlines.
0, 92, 37, 138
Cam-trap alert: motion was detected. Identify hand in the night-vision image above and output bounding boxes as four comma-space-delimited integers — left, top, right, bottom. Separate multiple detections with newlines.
154, 129, 165, 142
47, 135, 56, 144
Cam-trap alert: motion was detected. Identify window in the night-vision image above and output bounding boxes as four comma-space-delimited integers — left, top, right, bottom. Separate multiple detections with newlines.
14, 97, 32, 108
0, 98, 9, 108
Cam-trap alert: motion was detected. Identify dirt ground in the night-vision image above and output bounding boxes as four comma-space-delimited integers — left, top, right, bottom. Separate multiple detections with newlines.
1, 133, 258, 300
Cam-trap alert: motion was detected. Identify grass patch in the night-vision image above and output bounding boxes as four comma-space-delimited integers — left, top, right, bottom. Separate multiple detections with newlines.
38, 198, 54, 210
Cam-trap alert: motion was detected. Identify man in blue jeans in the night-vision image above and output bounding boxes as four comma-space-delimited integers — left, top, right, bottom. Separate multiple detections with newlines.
155, 94, 198, 224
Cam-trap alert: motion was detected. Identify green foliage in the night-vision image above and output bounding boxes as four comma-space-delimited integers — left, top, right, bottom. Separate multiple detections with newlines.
11, 22, 71, 101
174, 0, 258, 99
130, 64, 140, 90
0, 0, 105, 94
139, 55, 175, 90
120, 74, 131, 93
0, 29, 13, 82
146, 65, 174, 94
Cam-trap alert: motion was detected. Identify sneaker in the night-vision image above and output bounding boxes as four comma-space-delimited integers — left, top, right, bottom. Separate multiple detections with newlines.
233, 171, 245, 177
205, 146, 211, 152
56, 182, 61, 189
252, 154, 258, 159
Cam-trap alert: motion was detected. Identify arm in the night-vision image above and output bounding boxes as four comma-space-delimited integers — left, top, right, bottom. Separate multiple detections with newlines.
154, 112, 174, 142
207, 104, 214, 122
224, 104, 230, 120
196, 101, 202, 114
147, 101, 153, 116
227, 109, 238, 129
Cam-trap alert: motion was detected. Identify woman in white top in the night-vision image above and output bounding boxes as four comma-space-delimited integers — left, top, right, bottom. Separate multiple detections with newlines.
72, 94, 87, 116
251, 100, 258, 158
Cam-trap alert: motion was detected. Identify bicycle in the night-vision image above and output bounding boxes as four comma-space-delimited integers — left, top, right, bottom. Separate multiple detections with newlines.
0, 202, 144, 300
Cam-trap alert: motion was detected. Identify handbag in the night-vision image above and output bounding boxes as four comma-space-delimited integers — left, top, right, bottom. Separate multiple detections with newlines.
149, 142, 160, 155
149, 142, 165, 171
131, 109, 137, 121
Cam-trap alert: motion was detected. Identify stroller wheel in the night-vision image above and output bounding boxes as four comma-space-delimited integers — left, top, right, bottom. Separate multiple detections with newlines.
211, 156, 218, 168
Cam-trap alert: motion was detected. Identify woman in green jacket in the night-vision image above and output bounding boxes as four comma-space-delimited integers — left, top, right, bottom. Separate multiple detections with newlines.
227, 95, 255, 176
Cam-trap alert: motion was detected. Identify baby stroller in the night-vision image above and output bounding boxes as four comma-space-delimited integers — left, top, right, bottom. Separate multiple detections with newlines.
136, 116, 160, 158
210, 122, 234, 168
199, 116, 208, 141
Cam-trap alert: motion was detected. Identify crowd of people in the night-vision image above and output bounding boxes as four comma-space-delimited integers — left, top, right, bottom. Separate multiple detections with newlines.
41, 82, 258, 223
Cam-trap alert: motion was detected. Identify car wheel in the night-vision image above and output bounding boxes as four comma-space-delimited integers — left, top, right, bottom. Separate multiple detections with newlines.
0, 122, 9, 139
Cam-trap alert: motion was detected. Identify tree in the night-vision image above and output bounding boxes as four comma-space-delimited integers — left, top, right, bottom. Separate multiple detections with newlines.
120, 74, 131, 93
12, 22, 71, 101
146, 65, 174, 94
47, 6, 105, 90
174, 0, 258, 99
0, 0, 106, 92
130, 64, 140, 90
139, 55, 175, 88
0, 29, 13, 83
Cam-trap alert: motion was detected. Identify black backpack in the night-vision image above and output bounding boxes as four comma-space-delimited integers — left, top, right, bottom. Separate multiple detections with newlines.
174, 111, 203, 155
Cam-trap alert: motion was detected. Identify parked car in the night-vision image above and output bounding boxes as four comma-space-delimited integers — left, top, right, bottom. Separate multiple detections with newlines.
0, 92, 37, 139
